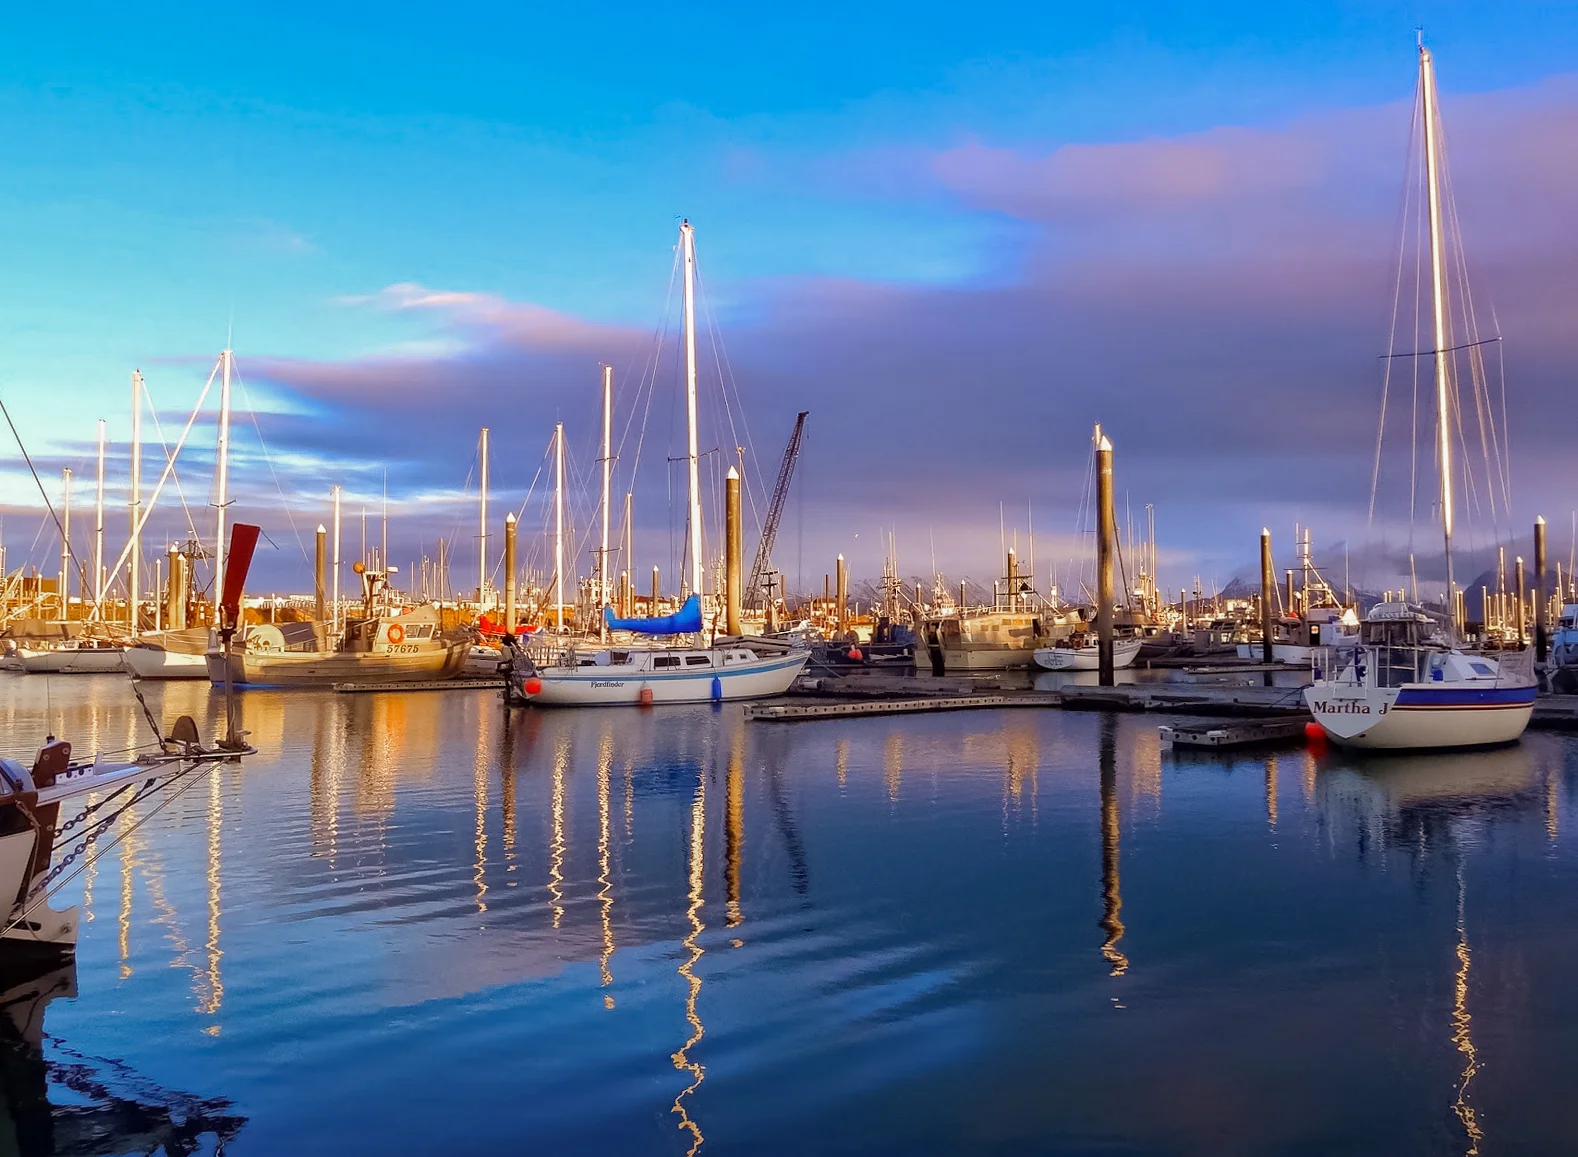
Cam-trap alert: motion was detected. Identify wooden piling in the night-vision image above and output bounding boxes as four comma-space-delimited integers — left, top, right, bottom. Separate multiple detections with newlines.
504, 512, 517, 632
1095, 424, 1115, 686
1536, 516, 1548, 660
1515, 555, 1526, 643
314, 525, 327, 623
835, 554, 847, 634
1260, 529, 1274, 665
725, 467, 742, 635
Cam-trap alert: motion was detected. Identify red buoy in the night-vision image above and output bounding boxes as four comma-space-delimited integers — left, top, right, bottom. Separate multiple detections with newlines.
847, 647, 863, 662
1304, 721, 1324, 740
638, 687, 654, 706
524, 677, 543, 695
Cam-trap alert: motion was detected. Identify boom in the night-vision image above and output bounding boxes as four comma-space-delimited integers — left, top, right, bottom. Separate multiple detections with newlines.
744, 411, 808, 610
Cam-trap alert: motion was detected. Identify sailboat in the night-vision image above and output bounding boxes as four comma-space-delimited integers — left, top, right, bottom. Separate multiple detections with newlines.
124, 358, 232, 679
508, 221, 809, 707
1305, 43, 1536, 750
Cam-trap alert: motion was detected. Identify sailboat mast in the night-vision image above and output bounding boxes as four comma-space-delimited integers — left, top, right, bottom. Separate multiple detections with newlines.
479, 426, 490, 607
129, 370, 142, 629
213, 350, 233, 625
681, 220, 703, 599
601, 365, 612, 640
59, 468, 72, 619
94, 419, 105, 612
554, 421, 565, 631
1421, 44, 1455, 604
332, 484, 342, 631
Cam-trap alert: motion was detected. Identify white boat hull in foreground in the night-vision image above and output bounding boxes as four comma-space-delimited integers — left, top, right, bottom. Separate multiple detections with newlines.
123, 645, 210, 679
1033, 637, 1143, 671
17, 647, 126, 675
517, 646, 809, 706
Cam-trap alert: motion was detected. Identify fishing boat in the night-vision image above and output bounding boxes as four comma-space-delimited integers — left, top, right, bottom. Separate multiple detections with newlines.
1033, 635, 1143, 671
506, 222, 810, 707
206, 566, 469, 687
1305, 43, 1535, 750
913, 551, 1076, 672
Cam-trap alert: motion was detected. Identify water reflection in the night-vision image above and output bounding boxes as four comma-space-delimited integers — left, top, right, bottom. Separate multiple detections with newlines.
1097, 715, 1128, 977
671, 762, 707, 1156
5, 674, 1576, 1154
0, 959, 245, 1154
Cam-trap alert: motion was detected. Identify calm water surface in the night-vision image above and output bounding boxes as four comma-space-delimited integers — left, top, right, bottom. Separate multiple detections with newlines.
2, 674, 1576, 1155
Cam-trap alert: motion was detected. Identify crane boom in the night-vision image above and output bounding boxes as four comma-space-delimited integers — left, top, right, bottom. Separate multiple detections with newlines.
745, 411, 808, 610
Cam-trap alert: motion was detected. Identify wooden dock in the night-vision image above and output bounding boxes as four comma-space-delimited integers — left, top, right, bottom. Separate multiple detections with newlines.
1054, 683, 1309, 716
334, 678, 503, 694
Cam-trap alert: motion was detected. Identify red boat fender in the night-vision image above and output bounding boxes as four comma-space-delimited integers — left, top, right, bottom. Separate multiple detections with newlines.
638, 687, 654, 706
524, 677, 543, 696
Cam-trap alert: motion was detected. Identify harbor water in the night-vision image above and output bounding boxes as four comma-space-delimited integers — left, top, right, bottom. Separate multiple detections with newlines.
3, 675, 1577, 1154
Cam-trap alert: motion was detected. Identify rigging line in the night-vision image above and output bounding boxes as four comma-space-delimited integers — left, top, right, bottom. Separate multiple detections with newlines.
1378, 336, 1500, 359
0, 396, 97, 598
1372, 82, 1424, 526
231, 369, 310, 566
694, 262, 764, 536
140, 394, 203, 553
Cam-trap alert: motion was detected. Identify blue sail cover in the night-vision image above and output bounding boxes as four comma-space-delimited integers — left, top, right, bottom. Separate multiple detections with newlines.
604, 594, 703, 635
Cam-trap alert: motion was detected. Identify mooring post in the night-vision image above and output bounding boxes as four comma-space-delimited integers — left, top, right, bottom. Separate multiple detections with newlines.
725, 467, 742, 636
1095, 424, 1115, 687
504, 512, 518, 633
1515, 555, 1527, 645
835, 554, 847, 635
1535, 516, 1548, 661
314, 525, 327, 624
1260, 529, 1274, 665
651, 565, 660, 613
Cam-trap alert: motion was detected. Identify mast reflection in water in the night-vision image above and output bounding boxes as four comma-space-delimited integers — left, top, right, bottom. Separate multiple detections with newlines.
5, 673, 1577, 1155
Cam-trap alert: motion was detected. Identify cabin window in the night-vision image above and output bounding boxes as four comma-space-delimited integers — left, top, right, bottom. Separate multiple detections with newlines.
611, 652, 630, 664
653, 656, 680, 669
685, 655, 712, 667
1469, 661, 1494, 677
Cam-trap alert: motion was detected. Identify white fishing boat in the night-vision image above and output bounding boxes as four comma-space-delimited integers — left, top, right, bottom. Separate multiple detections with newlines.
1033, 635, 1142, 671
508, 222, 810, 707
1306, 43, 1535, 751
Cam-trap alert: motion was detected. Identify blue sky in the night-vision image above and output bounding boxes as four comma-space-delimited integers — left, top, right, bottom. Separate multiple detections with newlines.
4, 2, 1578, 596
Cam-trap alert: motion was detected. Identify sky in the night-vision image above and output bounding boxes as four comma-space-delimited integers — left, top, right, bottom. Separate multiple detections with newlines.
3, 2, 1578, 601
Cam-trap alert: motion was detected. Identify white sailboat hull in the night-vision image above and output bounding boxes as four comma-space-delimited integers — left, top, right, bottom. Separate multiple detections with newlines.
1033, 637, 1143, 671
122, 646, 209, 679
17, 648, 126, 675
1305, 681, 1535, 750
523, 650, 809, 706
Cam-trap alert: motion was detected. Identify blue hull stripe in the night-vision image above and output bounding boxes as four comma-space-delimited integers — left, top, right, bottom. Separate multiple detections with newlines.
1393, 685, 1537, 708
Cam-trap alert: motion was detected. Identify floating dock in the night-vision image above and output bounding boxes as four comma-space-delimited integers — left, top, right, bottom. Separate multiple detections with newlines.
1159, 718, 1312, 750
746, 693, 1058, 721
334, 678, 503, 694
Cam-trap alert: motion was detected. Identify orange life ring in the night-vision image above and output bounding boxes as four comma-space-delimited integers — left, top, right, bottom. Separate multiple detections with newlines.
387, 624, 405, 645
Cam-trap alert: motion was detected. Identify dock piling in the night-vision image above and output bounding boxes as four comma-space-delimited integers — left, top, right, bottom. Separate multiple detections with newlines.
1095, 424, 1115, 687
1535, 517, 1548, 660
725, 467, 742, 635
504, 512, 517, 633
314, 526, 327, 624
1260, 529, 1274, 665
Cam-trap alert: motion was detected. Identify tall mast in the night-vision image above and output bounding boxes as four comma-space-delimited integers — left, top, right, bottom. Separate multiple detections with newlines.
129, 369, 143, 629
680, 220, 703, 600
331, 485, 342, 631
59, 468, 72, 619
601, 365, 613, 641
479, 426, 490, 607
554, 421, 565, 631
94, 418, 106, 612
1421, 43, 1455, 606
213, 349, 233, 626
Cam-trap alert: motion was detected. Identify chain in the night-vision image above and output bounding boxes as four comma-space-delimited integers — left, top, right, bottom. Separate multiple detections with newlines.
128, 676, 172, 751
26, 775, 176, 901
